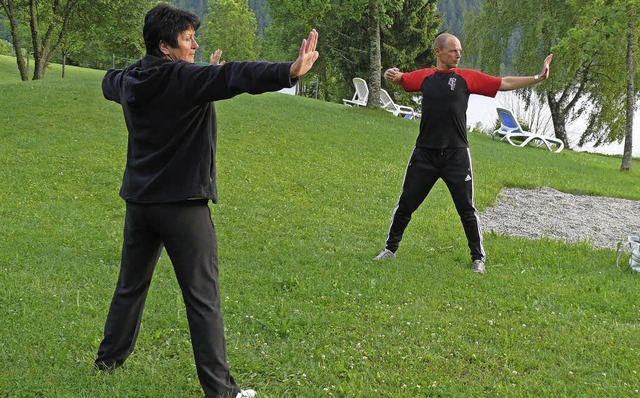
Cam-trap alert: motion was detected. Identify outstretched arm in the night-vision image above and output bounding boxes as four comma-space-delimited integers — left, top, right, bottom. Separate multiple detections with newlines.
499, 54, 553, 91
290, 29, 319, 78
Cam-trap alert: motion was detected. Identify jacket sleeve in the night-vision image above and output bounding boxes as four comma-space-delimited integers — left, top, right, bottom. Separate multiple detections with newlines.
102, 69, 124, 104
177, 61, 297, 105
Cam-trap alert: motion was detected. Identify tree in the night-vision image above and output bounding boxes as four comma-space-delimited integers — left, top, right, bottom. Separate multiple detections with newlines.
264, 0, 437, 105
329, 0, 405, 108
556, 0, 640, 170
1, 0, 80, 80
463, 0, 599, 149
382, 0, 440, 104
437, 0, 480, 36
359, 0, 441, 107
33, 0, 82, 79
1, 0, 29, 80
66, 0, 152, 70
364, 0, 438, 107
202, 0, 261, 61
0, 0, 151, 79
58, 23, 80, 77
621, 5, 636, 171
464, 0, 640, 168
367, 0, 383, 107
263, 0, 329, 97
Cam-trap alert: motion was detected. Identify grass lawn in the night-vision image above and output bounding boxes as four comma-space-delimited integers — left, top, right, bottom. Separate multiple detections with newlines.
1, 55, 639, 397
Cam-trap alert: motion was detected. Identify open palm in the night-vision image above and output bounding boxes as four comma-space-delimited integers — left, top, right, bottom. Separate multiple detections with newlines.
290, 29, 319, 78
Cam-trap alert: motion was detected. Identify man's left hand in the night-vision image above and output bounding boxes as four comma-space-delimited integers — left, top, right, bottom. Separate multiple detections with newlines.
539, 54, 553, 80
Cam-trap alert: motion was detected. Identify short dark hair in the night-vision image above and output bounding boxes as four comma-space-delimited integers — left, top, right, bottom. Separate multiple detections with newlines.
143, 4, 200, 57
434, 33, 457, 50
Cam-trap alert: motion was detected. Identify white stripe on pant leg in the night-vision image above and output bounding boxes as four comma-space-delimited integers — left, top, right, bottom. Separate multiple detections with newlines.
466, 148, 485, 260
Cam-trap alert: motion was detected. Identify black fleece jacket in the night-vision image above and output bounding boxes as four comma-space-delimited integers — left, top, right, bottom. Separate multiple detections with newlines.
102, 55, 296, 203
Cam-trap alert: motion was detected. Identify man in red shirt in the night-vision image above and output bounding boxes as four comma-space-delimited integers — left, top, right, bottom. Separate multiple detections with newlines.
374, 33, 553, 273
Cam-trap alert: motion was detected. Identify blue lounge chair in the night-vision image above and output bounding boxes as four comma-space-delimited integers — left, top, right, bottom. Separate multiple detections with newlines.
492, 107, 564, 153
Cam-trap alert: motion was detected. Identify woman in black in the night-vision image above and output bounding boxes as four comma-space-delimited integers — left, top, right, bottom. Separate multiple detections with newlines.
94, 5, 318, 398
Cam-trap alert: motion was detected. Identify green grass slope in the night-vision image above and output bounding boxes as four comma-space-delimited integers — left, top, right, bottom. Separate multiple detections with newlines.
1, 55, 639, 397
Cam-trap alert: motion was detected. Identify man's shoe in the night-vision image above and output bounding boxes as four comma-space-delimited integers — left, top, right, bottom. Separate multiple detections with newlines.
473, 259, 486, 273
374, 248, 396, 261
236, 390, 256, 398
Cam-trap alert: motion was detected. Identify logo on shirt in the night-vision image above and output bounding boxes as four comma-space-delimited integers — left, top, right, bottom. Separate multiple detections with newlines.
448, 77, 457, 91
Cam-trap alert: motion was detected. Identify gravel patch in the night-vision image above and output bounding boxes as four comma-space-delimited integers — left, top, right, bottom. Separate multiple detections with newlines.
480, 187, 640, 250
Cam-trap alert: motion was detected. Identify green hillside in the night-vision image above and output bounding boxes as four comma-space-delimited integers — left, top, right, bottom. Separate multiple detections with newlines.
1, 55, 639, 397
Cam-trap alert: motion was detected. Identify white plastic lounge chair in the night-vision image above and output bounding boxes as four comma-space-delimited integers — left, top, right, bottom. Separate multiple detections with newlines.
380, 89, 418, 119
492, 107, 564, 153
342, 77, 369, 107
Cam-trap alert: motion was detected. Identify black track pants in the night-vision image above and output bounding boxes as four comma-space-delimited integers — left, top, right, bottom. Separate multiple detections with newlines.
384, 147, 486, 262
95, 200, 240, 398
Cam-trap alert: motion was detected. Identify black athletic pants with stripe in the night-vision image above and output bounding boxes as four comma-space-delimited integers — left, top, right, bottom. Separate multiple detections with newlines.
384, 147, 486, 262
95, 200, 240, 398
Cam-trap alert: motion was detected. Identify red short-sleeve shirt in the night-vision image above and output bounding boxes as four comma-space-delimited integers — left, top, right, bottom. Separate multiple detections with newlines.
401, 68, 502, 148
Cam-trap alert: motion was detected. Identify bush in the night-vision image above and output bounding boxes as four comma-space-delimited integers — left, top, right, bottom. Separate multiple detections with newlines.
0, 39, 14, 56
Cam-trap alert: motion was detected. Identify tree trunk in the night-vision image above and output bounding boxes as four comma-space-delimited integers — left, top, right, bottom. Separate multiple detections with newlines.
621, 8, 635, 172
367, 0, 382, 108
546, 93, 570, 149
26, 0, 78, 80
296, 79, 305, 96
29, 0, 45, 80
32, 53, 48, 80
1, 0, 29, 81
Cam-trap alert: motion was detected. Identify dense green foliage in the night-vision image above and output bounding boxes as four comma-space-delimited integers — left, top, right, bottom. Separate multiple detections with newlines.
262, 0, 439, 104
437, 0, 480, 35
67, 0, 156, 70
1, 0, 445, 97
0, 38, 13, 56
1, 55, 640, 397
201, 0, 261, 61
0, 14, 8, 41
557, 1, 640, 149
462, 0, 640, 165
0, 0, 155, 78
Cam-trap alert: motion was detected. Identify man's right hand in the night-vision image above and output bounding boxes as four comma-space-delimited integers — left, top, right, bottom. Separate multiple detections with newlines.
384, 67, 403, 85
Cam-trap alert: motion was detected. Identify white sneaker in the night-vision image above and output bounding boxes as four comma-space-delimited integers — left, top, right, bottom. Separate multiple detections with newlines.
236, 390, 256, 398
373, 248, 396, 261
472, 259, 486, 273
